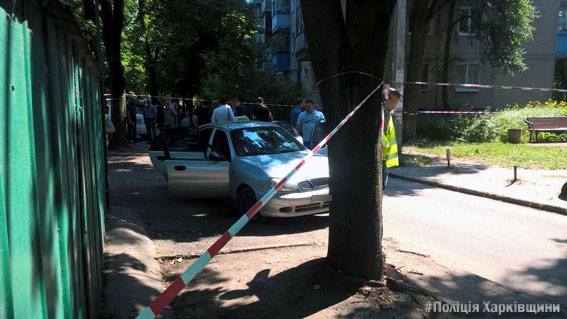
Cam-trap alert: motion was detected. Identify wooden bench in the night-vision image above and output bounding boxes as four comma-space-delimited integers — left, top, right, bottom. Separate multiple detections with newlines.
525, 117, 567, 142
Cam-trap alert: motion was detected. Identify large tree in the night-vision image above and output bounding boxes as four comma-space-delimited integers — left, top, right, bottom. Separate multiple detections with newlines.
403, 0, 455, 142
301, 0, 397, 279
403, 0, 537, 141
79, 0, 127, 148
100, 0, 127, 148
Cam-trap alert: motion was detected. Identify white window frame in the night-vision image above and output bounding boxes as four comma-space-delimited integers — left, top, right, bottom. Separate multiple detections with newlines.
455, 63, 480, 92
458, 6, 477, 36
559, 8, 567, 33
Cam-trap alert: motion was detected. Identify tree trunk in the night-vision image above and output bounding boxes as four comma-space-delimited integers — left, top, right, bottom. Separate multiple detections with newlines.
441, 0, 457, 109
301, 0, 396, 279
101, 0, 127, 149
402, 0, 430, 142
137, 0, 159, 96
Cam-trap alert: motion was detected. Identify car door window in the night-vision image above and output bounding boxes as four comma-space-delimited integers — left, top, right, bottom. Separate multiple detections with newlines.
211, 130, 231, 161
199, 128, 214, 155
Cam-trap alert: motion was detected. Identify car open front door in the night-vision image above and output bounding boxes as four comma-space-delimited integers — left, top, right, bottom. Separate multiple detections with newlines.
165, 128, 231, 198
166, 158, 229, 198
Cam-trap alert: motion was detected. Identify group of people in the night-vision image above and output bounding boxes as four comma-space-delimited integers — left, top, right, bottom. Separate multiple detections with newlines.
191, 96, 327, 149
126, 96, 191, 143
126, 93, 330, 150
191, 96, 275, 128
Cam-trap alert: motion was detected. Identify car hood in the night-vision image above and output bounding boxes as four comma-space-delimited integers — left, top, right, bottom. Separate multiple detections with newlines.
239, 151, 329, 183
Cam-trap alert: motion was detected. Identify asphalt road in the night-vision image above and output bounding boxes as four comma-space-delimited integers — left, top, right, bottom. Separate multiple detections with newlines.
384, 177, 567, 308
108, 148, 566, 313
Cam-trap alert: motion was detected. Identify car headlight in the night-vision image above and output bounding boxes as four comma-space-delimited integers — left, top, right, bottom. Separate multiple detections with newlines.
269, 178, 297, 191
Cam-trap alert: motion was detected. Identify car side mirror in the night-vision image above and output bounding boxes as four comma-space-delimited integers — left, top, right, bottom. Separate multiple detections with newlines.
209, 150, 227, 161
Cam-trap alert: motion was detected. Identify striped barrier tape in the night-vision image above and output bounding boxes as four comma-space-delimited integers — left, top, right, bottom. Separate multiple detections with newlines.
135, 82, 385, 319
404, 81, 567, 93
105, 80, 567, 112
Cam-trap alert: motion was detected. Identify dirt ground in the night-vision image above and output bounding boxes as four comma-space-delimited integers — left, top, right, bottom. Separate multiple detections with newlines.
105, 143, 444, 318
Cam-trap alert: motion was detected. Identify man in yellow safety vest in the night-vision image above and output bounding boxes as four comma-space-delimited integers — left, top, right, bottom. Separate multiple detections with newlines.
382, 87, 400, 190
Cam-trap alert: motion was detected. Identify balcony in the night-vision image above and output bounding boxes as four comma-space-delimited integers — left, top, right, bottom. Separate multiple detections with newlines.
272, 52, 290, 72
557, 33, 567, 57
272, 13, 290, 33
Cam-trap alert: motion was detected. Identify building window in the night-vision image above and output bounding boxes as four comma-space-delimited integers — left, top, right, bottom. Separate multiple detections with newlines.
455, 64, 479, 92
559, 2, 567, 33
273, 0, 289, 11
420, 63, 430, 90
458, 7, 477, 36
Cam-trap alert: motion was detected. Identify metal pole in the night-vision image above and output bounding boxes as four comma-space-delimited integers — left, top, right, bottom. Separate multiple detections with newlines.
391, 0, 406, 149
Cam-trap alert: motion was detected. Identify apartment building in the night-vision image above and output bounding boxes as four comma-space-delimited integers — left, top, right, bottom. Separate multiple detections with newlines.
418, 0, 559, 108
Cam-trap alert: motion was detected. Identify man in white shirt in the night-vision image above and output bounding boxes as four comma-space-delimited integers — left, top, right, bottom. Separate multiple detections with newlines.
211, 97, 236, 123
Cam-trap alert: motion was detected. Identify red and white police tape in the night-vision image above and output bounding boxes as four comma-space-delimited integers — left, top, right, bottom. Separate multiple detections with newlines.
135, 82, 385, 319
404, 81, 567, 93
106, 80, 567, 111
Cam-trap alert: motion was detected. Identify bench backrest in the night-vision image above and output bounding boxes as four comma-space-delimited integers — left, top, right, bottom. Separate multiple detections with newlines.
526, 117, 567, 129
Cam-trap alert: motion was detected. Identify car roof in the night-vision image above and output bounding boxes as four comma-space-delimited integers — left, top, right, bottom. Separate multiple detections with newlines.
200, 121, 280, 131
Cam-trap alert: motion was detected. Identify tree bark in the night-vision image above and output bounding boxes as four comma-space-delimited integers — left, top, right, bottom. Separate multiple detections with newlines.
441, 0, 457, 109
137, 0, 159, 96
101, 0, 127, 148
301, 0, 396, 279
402, 0, 430, 142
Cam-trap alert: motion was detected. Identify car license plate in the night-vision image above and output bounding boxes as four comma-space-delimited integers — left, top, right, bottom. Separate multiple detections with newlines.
311, 194, 332, 202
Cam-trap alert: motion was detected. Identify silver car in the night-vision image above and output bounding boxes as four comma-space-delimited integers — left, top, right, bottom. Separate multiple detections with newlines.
149, 121, 331, 218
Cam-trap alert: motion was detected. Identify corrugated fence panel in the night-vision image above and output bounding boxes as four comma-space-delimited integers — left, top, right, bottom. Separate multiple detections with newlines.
0, 1, 106, 318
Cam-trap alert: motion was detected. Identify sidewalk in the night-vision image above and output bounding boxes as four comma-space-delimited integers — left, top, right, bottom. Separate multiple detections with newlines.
390, 156, 567, 215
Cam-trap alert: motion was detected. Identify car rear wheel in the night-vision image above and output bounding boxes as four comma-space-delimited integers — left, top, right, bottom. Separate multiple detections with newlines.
237, 186, 268, 223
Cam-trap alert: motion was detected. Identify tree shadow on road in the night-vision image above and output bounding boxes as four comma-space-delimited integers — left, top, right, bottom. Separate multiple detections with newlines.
172, 258, 424, 319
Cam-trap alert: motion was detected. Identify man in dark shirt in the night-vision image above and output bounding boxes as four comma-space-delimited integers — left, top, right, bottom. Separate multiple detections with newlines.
231, 97, 248, 118
126, 95, 138, 143
252, 97, 273, 122
192, 99, 212, 127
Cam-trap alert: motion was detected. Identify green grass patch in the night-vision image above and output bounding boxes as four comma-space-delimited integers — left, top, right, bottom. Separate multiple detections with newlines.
404, 142, 567, 169
400, 153, 434, 167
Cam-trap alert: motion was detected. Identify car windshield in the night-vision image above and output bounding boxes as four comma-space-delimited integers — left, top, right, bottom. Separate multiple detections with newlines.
231, 126, 306, 156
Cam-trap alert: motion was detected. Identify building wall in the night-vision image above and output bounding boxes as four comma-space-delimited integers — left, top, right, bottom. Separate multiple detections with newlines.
0, 1, 106, 318
419, 0, 559, 108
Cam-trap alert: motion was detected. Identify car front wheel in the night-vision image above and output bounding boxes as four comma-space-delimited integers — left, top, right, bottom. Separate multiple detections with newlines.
237, 186, 267, 223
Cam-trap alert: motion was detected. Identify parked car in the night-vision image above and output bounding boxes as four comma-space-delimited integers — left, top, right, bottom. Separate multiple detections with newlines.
149, 121, 331, 218
135, 112, 147, 137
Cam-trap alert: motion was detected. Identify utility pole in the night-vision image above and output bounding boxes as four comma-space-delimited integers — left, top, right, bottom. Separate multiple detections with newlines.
390, 0, 406, 147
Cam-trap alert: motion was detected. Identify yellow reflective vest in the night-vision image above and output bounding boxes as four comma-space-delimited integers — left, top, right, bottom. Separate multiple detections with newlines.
382, 113, 399, 168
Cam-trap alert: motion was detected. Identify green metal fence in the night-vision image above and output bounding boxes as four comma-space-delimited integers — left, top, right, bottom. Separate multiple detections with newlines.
0, 1, 106, 318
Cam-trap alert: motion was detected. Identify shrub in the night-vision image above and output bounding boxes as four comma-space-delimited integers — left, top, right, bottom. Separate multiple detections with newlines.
416, 100, 567, 143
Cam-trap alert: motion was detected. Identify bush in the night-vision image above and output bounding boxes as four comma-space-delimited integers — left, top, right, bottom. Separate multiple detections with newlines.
416, 100, 567, 143
416, 115, 475, 141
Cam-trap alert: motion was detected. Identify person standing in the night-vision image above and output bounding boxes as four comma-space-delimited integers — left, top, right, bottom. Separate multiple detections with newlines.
211, 96, 236, 123
192, 99, 212, 127
143, 98, 157, 142
126, 96, 138, 143
381, 86, 401, 190
290, 98, 304, 127
252, 97, 273, 122
231, 97, 248, 118
296, 99, 326, 149
163, 98, 176, 129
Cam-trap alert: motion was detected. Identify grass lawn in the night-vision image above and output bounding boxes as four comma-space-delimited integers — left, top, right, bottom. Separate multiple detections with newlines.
403, 142, 567, 170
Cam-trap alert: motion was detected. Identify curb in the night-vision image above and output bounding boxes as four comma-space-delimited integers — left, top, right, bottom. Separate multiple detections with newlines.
102, 207, 171, 319
389, 173, 567, 216
157, 241, 321, 261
